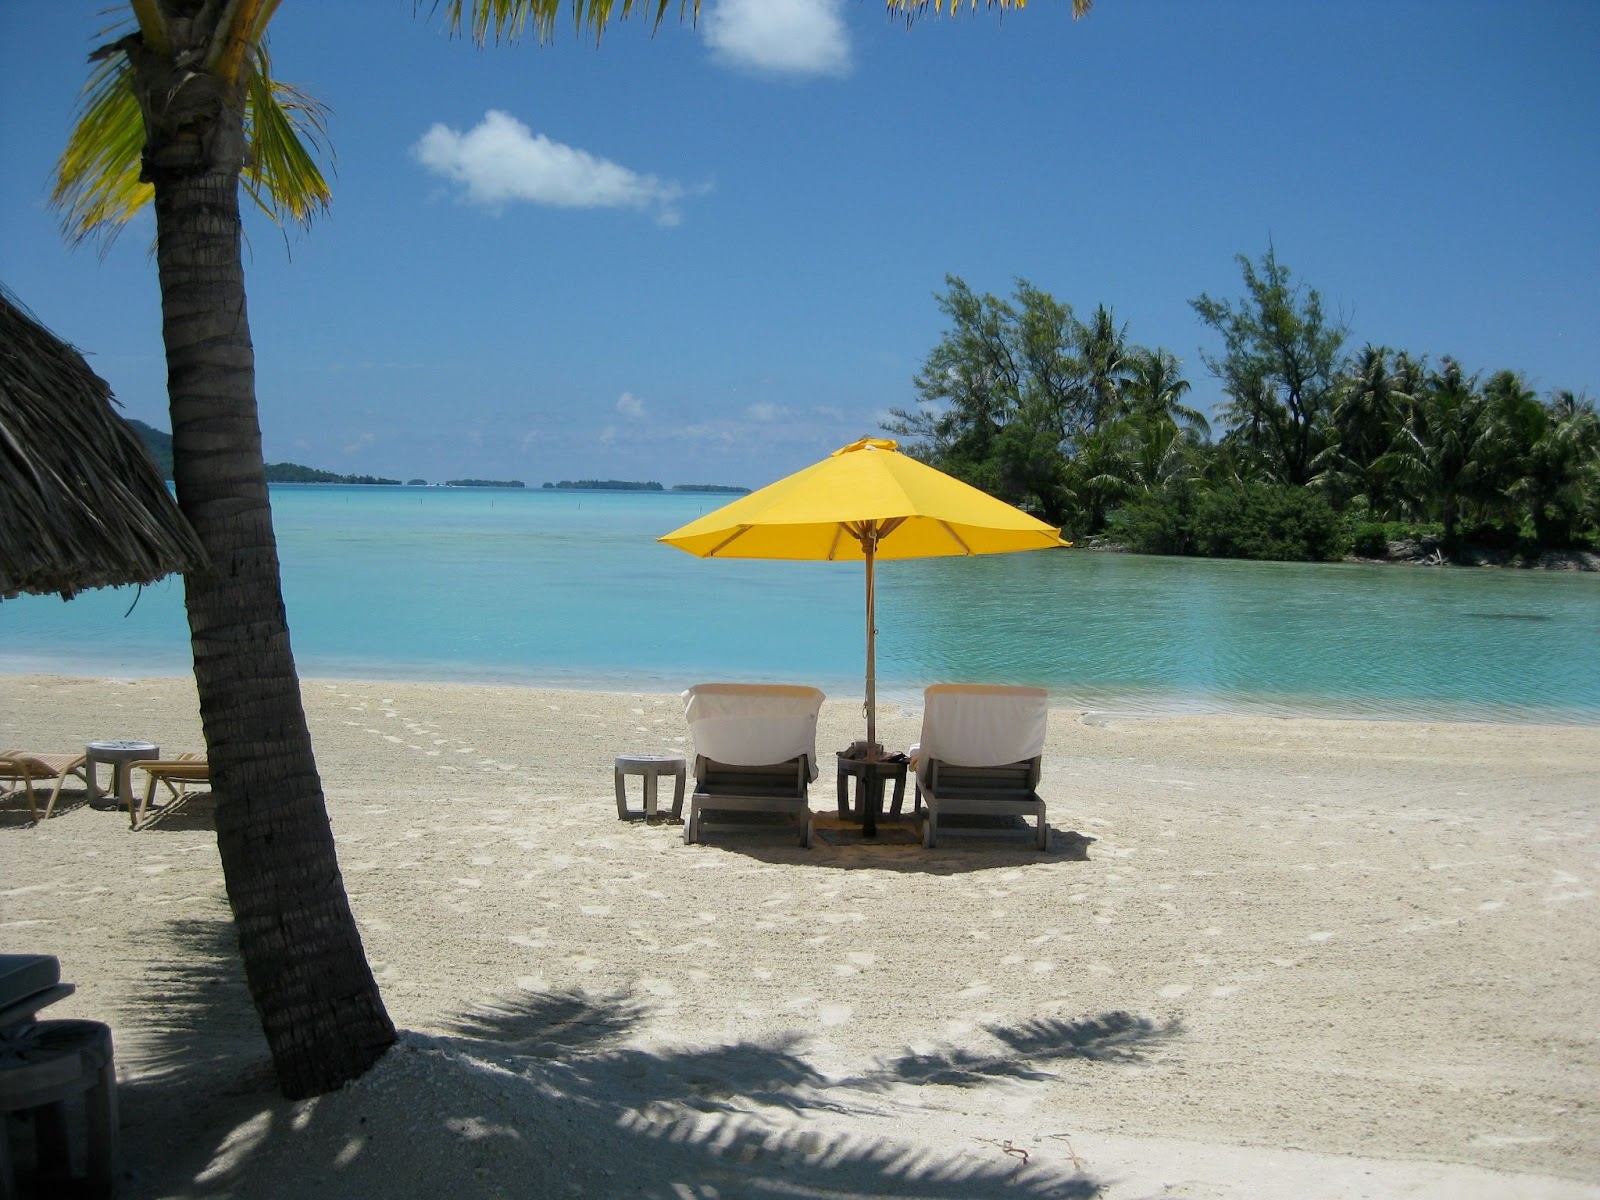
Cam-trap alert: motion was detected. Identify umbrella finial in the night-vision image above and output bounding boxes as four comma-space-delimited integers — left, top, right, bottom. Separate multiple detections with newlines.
832, 437, 898, 457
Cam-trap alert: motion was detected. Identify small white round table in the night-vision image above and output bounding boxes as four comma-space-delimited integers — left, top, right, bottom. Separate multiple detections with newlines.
84, 740, 159, 815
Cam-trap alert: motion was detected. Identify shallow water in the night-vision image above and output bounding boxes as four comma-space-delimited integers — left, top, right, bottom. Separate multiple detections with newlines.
5, 485, 1598, 722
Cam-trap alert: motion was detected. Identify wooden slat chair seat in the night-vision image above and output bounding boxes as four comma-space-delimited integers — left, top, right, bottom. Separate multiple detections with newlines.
685, 755, 814, 848
0, 753, 90, 824
917, 755, 1047, 849
128, 753, 209, 829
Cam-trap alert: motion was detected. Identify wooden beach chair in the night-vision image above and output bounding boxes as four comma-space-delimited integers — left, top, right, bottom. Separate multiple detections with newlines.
681, 683, 824, 849
911, 684, 1050, 850
0, 752, 90, 824
128, 753, 210, 830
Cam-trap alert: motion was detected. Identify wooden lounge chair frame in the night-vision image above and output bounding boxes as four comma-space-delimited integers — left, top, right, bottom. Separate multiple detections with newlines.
684, 755, 814, 848
0, 753, 90, 824
128, 754, 209, 830
916, 755, 1048, 849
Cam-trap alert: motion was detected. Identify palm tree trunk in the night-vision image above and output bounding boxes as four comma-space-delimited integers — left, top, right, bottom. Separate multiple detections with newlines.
144, 70, 394, 1100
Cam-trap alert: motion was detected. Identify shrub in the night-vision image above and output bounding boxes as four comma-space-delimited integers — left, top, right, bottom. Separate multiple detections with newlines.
1109, 484, 1198, 555
1191, 482, 1342, 562
1350, 521, 1389, 558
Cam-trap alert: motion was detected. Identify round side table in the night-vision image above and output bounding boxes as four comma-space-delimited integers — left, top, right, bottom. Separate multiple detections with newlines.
84, 741, 159, 816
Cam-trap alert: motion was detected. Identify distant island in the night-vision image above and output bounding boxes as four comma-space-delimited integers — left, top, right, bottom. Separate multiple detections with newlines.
124, 420, 742, 496
265, 462, 401, 485
126, 419, 404, 485
541, 480, 751, 494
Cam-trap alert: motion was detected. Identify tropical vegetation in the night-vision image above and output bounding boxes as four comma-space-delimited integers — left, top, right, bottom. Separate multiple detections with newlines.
886, 250, 1600, 563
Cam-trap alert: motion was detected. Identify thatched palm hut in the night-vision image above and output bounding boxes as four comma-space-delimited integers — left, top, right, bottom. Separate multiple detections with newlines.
1, 285, 205, 600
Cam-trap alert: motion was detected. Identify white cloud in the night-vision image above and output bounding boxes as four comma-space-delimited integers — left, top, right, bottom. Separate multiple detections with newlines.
413, 110, 690, 224
746, 401, 785, 422
702, 0, 852, 78
617, 392, 646, 418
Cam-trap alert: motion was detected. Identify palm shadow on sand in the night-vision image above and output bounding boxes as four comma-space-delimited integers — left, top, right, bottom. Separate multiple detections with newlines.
90, 919, 1179, 1199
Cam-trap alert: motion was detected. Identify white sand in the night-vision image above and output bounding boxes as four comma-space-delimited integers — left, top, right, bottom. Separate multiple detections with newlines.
2, 673, 1598, 1199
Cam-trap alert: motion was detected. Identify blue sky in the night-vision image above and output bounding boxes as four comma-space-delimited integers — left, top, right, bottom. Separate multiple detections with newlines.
2, 1, 1597, 489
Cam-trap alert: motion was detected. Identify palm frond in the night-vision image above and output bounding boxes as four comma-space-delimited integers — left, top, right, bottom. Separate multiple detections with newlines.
429, 0, 694, 46
52, 31, 333, 247
242, 43, 333, 229
52, 49, 150, 251
887, 0, 1094, 20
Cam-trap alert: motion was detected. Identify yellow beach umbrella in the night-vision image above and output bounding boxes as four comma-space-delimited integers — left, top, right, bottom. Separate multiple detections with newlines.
659, 437, 1065, 752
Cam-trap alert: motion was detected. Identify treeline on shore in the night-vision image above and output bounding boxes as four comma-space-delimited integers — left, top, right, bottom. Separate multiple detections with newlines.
886, 248, 1600, 565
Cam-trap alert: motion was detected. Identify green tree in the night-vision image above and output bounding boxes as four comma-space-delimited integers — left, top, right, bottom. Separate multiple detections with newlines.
1066, 347, 1206, 536
52, 0, 1088, 1099
1321, 345, 1414, 515
1510, 389, 1600, 547
886, 275, 1133, 527
1191, 246, 1347, 487
1379, 357, 1486, 545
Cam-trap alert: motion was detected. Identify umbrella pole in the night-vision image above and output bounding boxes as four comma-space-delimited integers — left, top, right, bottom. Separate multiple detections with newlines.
864, 534, 877, 757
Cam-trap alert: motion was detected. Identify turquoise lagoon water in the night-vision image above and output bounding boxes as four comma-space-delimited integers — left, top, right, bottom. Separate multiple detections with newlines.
4, 485, 1599, 722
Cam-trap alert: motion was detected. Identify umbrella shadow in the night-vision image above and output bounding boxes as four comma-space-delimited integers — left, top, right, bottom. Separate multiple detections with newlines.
91, 919, 1179, 1197
699, 815, 1097, 875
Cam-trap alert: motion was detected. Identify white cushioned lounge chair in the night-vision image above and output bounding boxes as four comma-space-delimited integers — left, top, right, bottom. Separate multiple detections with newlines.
912, 684, 1050, 850
681, 683, 825, 848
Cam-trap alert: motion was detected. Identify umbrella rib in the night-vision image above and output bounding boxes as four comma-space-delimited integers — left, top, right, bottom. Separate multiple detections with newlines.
707, 525, 752, 557
936, 520, 973, 555
827, 524, 848, 561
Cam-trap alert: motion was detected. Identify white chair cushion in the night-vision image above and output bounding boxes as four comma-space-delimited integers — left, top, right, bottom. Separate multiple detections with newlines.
682, 684, 825, 781
918, 684, 1048, 771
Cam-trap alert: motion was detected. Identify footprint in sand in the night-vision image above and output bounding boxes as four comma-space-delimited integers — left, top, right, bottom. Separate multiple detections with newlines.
817, 1002, 853, 1027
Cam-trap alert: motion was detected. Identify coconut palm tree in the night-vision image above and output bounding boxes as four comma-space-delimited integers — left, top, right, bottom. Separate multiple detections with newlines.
1322, 345, 1412, 516
51, 0, 1091, 1100
1123, 346, 1209, 437
1510, 389, 1600, 547
1380, 357, 1486, 545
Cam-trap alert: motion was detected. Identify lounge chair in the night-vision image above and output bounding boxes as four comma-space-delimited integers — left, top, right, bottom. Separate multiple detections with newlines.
0, 752, 90, 824
912, 684, 1050, 849
127, 753, 209, 829
681, 683, 825, 848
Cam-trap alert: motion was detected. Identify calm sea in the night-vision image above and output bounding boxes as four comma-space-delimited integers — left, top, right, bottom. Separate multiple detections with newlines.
5, 486, 1599, 723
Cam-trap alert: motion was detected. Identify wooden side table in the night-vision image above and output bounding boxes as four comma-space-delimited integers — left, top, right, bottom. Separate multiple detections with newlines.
614, 754, 687, 822
835, 753, 907, 838
0, 1019, 118, 1199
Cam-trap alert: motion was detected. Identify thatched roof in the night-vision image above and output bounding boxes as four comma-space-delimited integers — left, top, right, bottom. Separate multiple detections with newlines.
1, 285, 206, 600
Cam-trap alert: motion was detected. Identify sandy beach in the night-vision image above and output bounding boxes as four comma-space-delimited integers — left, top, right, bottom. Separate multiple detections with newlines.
2, 672, 1598, 1198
